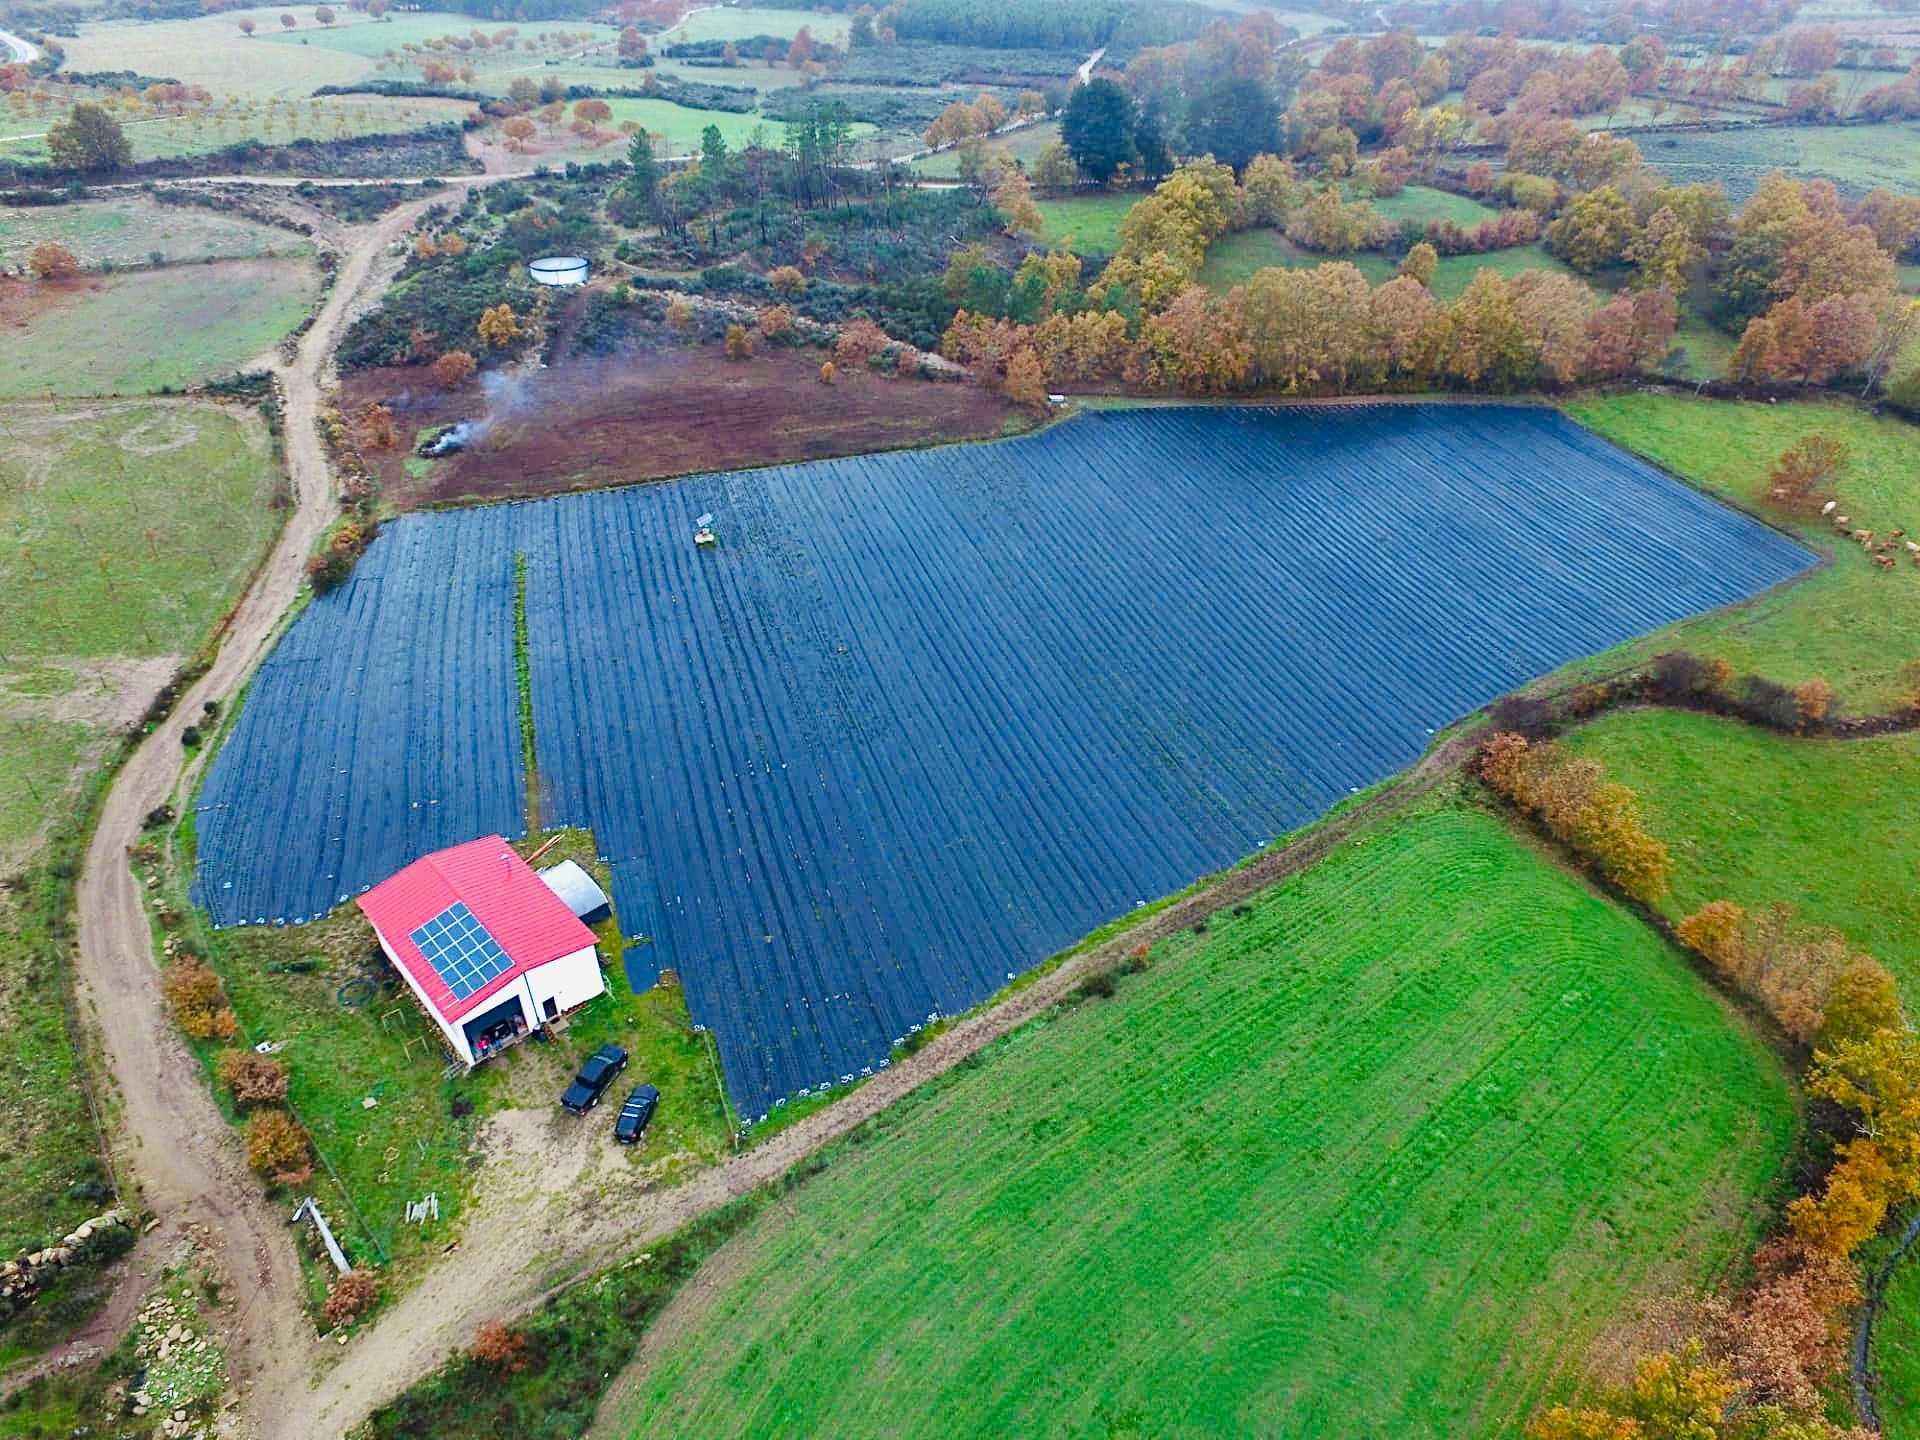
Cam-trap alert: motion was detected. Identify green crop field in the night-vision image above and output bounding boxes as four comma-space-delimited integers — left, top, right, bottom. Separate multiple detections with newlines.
601, 800, 1795, 1440
1561, 709, 1920, 984
0, 196, 311, 270
0, 259, 318, 398
1564, 393, 1920, 710
1031, 192, 1139, 255
0, 399, 281, 1353
1198, 231, 1583, 301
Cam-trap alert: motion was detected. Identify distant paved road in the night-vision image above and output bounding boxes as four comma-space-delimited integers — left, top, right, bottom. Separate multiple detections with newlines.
0, 26, 40, 62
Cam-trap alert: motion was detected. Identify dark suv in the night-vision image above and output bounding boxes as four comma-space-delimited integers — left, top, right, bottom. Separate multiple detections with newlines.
560, 1044, 628, 1114
613, 1085, 660, 1144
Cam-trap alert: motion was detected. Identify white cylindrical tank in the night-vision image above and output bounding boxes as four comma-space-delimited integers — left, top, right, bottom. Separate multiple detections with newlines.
529, 256, 590, 287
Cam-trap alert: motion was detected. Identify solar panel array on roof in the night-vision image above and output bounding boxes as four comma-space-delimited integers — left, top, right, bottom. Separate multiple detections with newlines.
410, 902, 512, 1001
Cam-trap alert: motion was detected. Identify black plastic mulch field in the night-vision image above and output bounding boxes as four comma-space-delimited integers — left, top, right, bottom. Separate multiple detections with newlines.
193, 404, 1814, 1114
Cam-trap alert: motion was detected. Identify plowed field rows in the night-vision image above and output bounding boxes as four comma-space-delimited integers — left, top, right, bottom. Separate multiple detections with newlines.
191, 405, 1812, 1109
596, 804, 1796, 1439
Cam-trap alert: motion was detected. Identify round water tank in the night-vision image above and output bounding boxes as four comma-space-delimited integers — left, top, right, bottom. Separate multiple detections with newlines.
529, 256, 590, 287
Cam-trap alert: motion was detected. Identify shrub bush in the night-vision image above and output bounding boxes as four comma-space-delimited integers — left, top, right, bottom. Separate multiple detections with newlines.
245, 1109, 311, 1187
216, 1048, 289, 1108
161, 960, 238, 1041
472, 1318, 532, 1373
322, 1267, 380, 1328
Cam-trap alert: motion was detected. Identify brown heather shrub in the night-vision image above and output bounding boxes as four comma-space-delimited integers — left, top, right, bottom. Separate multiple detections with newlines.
162, 960, 239, 1041
835, 317, 891, 368
1717, 1236, 1859, 1411
322, 1267, 379, 1328
1791, 677, 1833, 730
1478, 731, 1535, 801
216, 1048, 289, 1108
245, 1109, 311, 1186
472, 1318, 531, 1372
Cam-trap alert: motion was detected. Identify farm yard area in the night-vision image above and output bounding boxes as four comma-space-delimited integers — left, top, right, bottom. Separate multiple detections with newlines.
189, 404, 1812, 1113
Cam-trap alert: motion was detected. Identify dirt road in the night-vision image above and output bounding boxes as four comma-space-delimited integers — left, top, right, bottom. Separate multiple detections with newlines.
66, 184, 478, 1426
0, 26, 38, 62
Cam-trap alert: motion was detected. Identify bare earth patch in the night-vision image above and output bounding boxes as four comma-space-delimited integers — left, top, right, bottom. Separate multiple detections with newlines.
342, 345, 1022, 510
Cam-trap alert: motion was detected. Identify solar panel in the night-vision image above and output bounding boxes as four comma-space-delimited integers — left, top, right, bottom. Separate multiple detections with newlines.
410, 901, 513, 1001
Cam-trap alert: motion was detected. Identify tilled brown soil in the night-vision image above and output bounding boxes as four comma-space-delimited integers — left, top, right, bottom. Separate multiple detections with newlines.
342, 345, 1021, 510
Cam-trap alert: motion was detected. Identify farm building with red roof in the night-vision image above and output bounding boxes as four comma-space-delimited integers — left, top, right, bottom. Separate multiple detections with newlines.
358, 836, 604, 1068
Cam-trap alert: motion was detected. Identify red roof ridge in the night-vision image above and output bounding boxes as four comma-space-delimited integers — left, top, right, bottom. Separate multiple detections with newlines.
358, 836, 597, 1022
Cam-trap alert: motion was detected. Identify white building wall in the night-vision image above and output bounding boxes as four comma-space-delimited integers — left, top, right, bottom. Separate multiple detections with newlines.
372, 928, 475, 1066
523, 945, 604, 1024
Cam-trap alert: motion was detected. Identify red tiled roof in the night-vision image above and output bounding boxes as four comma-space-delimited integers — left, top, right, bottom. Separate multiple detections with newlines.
358, 836, 596, 1022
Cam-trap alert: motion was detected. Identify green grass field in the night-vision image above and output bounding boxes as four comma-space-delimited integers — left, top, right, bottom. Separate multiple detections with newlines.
0, 400, 282, 659
0, 197, 311, 270
1564, 393, 1920, 710
0, 259, 317, 398
1198, 231, 1582, 301
1878, 1239, 1920, 1440
656, 5, 849, 46
0, 93, 470, 163
914, 119, 1060, 179
1031, 192, 1138, 255
1561, 709, 1920, 985
0, 399, 280, 1349
1353, 182, 1500, 228
1642, 119, 1920, 202
601, 800, 1795, 1439
58, 8, 603, 100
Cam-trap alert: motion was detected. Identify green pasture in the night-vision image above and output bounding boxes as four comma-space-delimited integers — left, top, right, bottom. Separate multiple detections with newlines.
0, 196, 310, 269
1030, 192, 1137, 255
1353, 182, 1500, 228
1564, 393, 1920, 710
602, 800, 1795, 1439
914, 119, 1061, 178
0, 259, 318, 398
1198, 231, 1582, 301
1642, 119, 1920, 202
254, 13, 612, 61
0, 399, 280, 1348
1562, 710, 1920, 984
0, 400, 282, 659
0, 94, 470, 163
655, 6, 849, 47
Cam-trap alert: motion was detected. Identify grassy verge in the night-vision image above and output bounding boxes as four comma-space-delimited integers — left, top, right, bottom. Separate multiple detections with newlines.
359, 1187, 772, 1440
